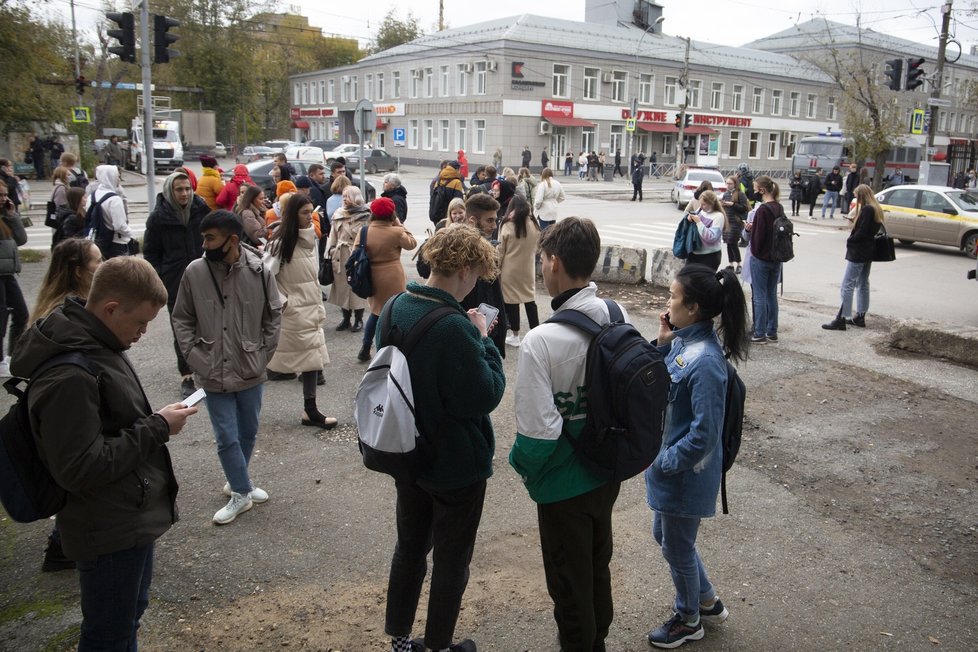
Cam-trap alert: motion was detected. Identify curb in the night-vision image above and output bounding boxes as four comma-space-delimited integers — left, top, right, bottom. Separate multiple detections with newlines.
887, 320, 978, 369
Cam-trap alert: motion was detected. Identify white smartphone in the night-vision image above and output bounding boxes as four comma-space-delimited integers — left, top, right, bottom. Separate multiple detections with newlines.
477, 303, 499, 332
182, 388, 207, 407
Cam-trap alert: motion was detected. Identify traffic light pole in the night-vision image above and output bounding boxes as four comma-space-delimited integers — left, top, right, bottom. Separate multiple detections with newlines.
138, 0, 155, 210
675, 36, 691, 172
926, 0, 952, 152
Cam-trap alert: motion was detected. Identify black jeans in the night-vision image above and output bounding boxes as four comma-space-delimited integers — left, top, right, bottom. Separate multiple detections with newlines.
537, 481, 621, 652
726, 241, 742, 265
808, 196, 818, 216
385, 479, 487, 649
686, 251, 722, 271
77, 542, 154, 652
791, 198, 801, 215
166, 295, 192, 377
632, 183, 643, 201
0, 275, 28, 359
504, 301, 539, 333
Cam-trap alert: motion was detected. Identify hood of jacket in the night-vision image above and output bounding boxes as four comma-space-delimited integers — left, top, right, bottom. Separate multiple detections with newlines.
162, 172, 194, 225
381, 185, 408, 200
438, 166, 462, 184
334, 203, 370, 223
95, 165, 122, 193
231, 164, 252, 184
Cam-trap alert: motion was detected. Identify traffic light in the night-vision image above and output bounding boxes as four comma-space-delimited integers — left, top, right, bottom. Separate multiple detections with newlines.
674, 113, 681, 128
153, 15, 180, 64
106, 12, 136, 63
684, 114, 692, 128
883, 58, 903, 91
905, 57, 925, 91
75, 75, 86, 95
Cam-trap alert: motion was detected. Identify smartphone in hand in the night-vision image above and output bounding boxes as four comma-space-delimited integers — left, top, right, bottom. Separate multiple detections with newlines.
477, 303, 499, 333
182, 387, 207, 407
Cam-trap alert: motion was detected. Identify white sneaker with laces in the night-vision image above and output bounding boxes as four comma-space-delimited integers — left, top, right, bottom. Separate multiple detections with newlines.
223, 482, 269, 504
505, 333, 521, 347
0, 357, 10, 378
213, 492, 253, 525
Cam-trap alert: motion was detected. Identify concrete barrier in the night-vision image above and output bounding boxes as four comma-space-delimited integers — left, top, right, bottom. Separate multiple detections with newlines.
590, 244, 647, 284
887, 319, 978, 369
648, 246, 684, 288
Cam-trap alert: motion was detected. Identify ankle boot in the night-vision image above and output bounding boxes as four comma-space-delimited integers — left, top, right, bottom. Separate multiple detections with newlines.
301, 398, 337, 429
822, 309, 847, 331
847, 313, 866, 328
335, 309, 352, 331
357, 342, 371, 362
350, 309, 364, 333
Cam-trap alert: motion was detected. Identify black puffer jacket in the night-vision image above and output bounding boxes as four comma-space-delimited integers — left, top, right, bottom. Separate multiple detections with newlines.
10, 298, 177, 560
846, 206, 879, 263
143, 193, 210, 304
381, 184, 408, 223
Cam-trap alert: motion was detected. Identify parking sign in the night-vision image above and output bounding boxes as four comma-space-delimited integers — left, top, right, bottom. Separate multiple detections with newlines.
393, 127, 406, 147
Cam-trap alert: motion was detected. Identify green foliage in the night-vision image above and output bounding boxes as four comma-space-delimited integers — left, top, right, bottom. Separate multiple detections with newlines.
372, 9, 423, 54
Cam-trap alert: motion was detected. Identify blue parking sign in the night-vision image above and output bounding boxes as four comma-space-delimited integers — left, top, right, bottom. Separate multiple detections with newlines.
393, 127, 406, 145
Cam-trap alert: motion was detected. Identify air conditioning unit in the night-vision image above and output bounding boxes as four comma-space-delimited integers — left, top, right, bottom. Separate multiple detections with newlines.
463, 63, 473, 73
341, 75, 350, 83
486, 60, 498, 72
411, 69, 423, 79
539, 121, 552, 135
780, 130, 791, 143
601, 72, 614, 83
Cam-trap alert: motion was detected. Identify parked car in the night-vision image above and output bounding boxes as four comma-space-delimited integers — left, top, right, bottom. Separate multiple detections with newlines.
284, 145, 326, 163
306, 139, 340, 152
671, 167, 727, 210
262, 140, 296, 152
322, 143, 361, 164
873, 185, 978, 258
213, 142, 227, 157
224, 159, 377, 202
236, 146, 278, 164
345, 148, 398, 174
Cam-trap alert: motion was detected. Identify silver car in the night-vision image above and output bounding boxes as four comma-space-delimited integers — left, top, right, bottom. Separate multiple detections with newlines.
671, 168, 727, 210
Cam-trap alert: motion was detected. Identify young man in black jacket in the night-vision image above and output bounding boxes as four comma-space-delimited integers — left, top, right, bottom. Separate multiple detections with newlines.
822, 165, 844, 219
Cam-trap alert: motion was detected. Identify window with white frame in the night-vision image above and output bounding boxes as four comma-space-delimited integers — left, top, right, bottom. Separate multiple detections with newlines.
662, 134, 674, 156
771, 89, 783, 115
392, 71, 401, 98
294, 83, 301, 105
710, 82, 723, 111
301, 82, 308, 105
748, 131, 760, 158
581, 127, 595, 153
727, 130, 740, 158
751, 87, 763, 114
474, 119, 486, 153
340, 77, 349, 103
785, 132, 797, 157
553, 64, 570, 98
318, 80, 325, 104
327, 79, 335, 103
583, 67, 599, 100
687, 80, 702, 108
665, 76, 679, 106
639, 73, 654, 104
938, 112, 947, 130
423, 119, 433, 149
440, 65, 450, 97
424, 67, 433, 97
767, 133, 779, 158
365, 74, 373, 100
788, 91, 799, 117
456, 64, 467, 96
410, 70, 419, 98
732, 85, 744, 112
611, 70, 627, 102
376, 73, 384, 101
456, 119, 466, 151
827, 95, 836, 120
806, 93, 817, 119
439, 119, 449, 150
408, 119, 418, 148
610, 125, 623, 154
475, 61, 487, 95
351, 75, 358, 99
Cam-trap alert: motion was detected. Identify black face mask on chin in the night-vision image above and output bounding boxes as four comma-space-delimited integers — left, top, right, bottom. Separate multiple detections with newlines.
204, 236, 231, 262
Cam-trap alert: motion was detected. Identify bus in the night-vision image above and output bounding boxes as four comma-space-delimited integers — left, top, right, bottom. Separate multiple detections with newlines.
791, 134, 921, 186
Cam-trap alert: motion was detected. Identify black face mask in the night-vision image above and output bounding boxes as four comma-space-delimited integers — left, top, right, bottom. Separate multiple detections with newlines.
204, 236, 231, 262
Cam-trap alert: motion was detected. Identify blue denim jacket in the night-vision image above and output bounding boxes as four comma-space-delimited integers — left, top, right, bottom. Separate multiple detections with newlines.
645, 320, 728, 518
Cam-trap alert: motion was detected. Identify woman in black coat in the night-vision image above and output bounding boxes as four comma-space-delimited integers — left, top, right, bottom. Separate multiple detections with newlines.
806, 169, 823, 219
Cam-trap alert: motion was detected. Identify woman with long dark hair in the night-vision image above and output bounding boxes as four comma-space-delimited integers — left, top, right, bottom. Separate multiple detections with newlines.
0, 183, 28, 378
747, 175, 782, 344
497, 195, 540, 347
645, 264, 748, 648
234, 184, 268, 247
822, 184, 884, 330
31, 239, 102, 323
685, 189, 726, 271
264, 193, 335, 429
55, 187, 88, 244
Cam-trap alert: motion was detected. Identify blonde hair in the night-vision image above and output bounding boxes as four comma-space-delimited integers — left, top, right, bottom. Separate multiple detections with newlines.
52, 167, 70, 185
422, 224, 498, 281
854, 184, 884, 223
342, 185, 364, 206
87, 256, 167, 309
30, 240, 101, 322
331, 175, 351, 195
540, 167, 554, 186
698, 190, 725, 215
445, 197, 466, 222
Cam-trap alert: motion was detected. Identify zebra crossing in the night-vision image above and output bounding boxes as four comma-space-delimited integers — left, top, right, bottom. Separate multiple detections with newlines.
597, 220, 824, 251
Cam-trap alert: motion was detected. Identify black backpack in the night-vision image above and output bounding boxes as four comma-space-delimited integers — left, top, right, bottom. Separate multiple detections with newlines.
768, 203, 797, 263
345, 224, 374, 299
720, 360, 746, 514
83, 192, 117, 258
0, 352, 98, 523
546, 300, 669, 482
428, 183, 452, 223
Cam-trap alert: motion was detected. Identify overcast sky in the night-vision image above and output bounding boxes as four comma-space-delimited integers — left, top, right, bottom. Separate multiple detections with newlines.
51, 0, 978, 56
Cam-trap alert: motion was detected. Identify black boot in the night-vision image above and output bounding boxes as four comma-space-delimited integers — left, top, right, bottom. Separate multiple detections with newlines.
42, 534, 75, 572
822, 309, 847, 331
846, 313, 866, 328
357, 342, 371, 362
301, 398, 337, 429
335, 309, 352, 331
350, 309, 364, 333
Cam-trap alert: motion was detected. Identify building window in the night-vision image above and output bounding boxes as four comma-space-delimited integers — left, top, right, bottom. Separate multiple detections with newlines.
423, 119, 433, 149
474, 119, 486, 153
351, 76, 358, 99
583, 67, 599, 101
294, 83, 301, 105
440, 65, 450, 97
340, 77, 349, 103
788, 91, 800, 117
392, 71, 401, 98
408, 119, 418, 149
365, 74, 373, 100
456, 119, 467, 151
687, 80, 702, 108
727, 130, 740, 158
785, 132, 797, 157
938, 112, 947, 131
302, 82, 310, 105
424, 67, 433, 97
410, 70, 419, 98
748, 131, 760, 158
376, 73, 384, 101
475, 61, 487, 95
662, 135, 674, 156
665, 76, 679, 106
710, 82, 723, 111
751, 87, 763, 114
806, 93, 817, 119
639, 73, 654, 105
767, 133, 779, 159
732, 85, 744, 112
553, 64, 570, 98
610, 125, 623, 154
327, 79, 335, 103
457, 64, 467, 96
439, 119, 450, 151
611, 70, 628, 103
581, 127, 595, 153
771, 89, 783, 116
318, 80, 325, 104
827, 96, 837, 121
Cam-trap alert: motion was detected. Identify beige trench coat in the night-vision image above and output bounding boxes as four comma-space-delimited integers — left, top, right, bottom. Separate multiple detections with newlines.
497, 220, 540, 304
325, 204, 370, 311
354, 219, 417, 316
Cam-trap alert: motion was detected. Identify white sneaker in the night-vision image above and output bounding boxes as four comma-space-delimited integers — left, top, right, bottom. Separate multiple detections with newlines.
213, 492, 253, 525
0, 357, 10, 378
505, 333, 521, 347
223, 482, 268, 504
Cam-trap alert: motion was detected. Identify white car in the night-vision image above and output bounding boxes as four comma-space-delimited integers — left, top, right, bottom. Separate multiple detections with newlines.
213, 142, 227, 157
671, 168, 728, 210
284, 145, 326, 163
323, 143, 361, 164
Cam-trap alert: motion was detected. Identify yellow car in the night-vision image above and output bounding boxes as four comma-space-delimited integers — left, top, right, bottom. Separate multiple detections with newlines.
875, 185, 978, 258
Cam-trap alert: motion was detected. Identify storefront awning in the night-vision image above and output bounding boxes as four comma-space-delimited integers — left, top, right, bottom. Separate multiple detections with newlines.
291, 120, 310, 129
546, 116, 596, 128
685, 126, 718, 135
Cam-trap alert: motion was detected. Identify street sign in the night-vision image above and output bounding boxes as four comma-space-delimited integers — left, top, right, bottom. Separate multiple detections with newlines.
910, 109, 925, 135
926, 97, 951, 107
71, 107, 91, 123
625, 118, 636, 132
354, 99, 375, 138
392, 127, 406, 146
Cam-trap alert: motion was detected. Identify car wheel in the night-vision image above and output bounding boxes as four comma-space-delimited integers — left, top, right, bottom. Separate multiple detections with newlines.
368, 163, 378, 174
677, 197, 686, 211
963, 232, 978, 259
897, 239, 915, 247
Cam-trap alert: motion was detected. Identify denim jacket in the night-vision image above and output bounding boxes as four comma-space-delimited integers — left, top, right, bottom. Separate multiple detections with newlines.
645, 320, 728, 518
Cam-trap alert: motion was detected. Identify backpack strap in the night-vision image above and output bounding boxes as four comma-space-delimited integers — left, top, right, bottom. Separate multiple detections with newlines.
545, 298, 623, 336
4, 351, 98, 401
379, 292, 456, 355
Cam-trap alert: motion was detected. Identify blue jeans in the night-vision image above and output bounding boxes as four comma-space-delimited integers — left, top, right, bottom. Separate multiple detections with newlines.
77, 542, 154, 652
205, 384, 263, 495
652, 512, 716, 622
840, 261, 871, 318
363, 311, 379, 348
822, 190, 839, 217
750, 257, 781, 337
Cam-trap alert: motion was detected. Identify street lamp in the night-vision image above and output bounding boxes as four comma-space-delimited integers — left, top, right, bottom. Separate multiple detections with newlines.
628, 16, 665, 177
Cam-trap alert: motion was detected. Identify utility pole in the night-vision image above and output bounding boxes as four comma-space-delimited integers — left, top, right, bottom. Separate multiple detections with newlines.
70, 0, 82, 103
675, 36, 691, 171
438, 0, 444, 31
926, 0, 952, 153
138, 0, 156, 210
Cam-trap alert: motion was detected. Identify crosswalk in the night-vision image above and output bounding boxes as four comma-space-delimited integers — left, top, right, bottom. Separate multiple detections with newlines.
597, 221, 825, 251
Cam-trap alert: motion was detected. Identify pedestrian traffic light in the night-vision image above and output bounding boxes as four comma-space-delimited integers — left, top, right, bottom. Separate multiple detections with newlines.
684, 114, 692, 128
106, 12, 136, 63
883, 58, 903, 91
905, 57, 925, 91
75, 75, 86, 95
153, 14, 180, 64
674, 113, 681, 128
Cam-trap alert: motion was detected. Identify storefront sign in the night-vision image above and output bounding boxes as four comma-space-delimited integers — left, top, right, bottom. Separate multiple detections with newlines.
298, 107, 337, 118
374, 103, 406, 117
621, 108, 752, 127
542, 100, 574, 118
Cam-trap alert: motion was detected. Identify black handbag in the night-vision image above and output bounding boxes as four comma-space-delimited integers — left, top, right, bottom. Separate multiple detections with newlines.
44, 201, 59, 229
345, 225, 374, 298
872, 224, 896, 262
319, 257, 334, 286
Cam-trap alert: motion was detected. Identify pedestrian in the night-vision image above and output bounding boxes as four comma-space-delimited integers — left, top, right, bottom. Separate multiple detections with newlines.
806, 168, 823, 219
631, 155, 646, 201
788, 171, 804, 217
497, 195, 540, 348
429, 161, 464, 225
0, 183, 29, 378
822, 165, 843, 219
564, 151, 573, 176
493, 148, 503, 170
143, 170, 211, 399
196, 155, 225, 211
522, 145, 532, 168
588, 151, 599, 181
533, 167, 565, 231
598, 150, 606, 176
578, 151, 588, 179
516, 167, 538, 211
215, 164, 254, 211
541, 148, 550, 171
650, 151, 659, 177
822, 184, 884, 331
11, 256, 198, 649
54, 187, 88, 243
614, 148, 623, 177
721, 176, 748, 273
59, 152, 89, 188
29, 135, 46, 179
326, 185, 371, 332
172, 210, 283, 525
381, 223, 505, 652
462, 193, 508, 356
843, 163, 859, 211
510, 216, 624, 651
457, 149, 469, 179
747, 175, 782, 343
685, 190, 726, 271
104, 135, 124, 167
49, 166, 70, 215
645, 263, 748, 649
381, 173, 408, 223
91, 165, 134, 259
233, 184, 269, 247
49, 138, 64, 176
265, 180, 298, 226
0, 159, 20, 210
886, 168, 904, 188
264, 193, 336, 429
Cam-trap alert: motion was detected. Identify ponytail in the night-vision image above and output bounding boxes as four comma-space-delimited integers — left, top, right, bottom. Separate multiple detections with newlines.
674, 264, 750, 362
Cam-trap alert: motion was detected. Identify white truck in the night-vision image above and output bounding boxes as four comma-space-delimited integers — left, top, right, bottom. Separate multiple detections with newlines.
126, 115, 184, 174
157, 109, 217, 158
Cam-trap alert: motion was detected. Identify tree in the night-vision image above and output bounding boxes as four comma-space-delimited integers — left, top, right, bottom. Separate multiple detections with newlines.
372, 9, 423, 54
